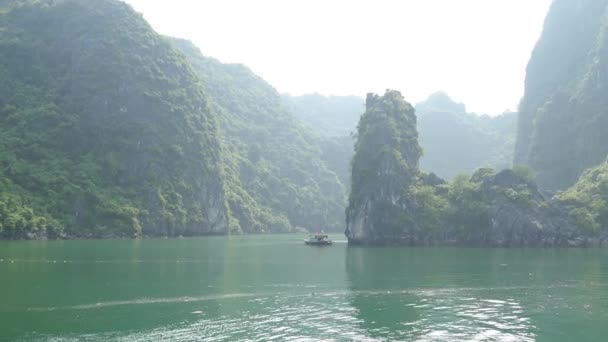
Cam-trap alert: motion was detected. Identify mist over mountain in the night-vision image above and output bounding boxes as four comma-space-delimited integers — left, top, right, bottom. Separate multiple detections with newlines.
282, 94, 362, 188
283, 94, 364, 138
416, 92, 516, 179
284, 92, 516, 181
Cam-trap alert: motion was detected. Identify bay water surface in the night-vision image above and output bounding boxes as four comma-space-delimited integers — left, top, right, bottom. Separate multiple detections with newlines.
1, 235, 607, 341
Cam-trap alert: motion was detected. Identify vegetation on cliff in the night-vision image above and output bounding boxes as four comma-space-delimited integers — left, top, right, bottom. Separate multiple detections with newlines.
170, 39, 347, 233
346, 90, 424, 244
347, 91, 588, 246
0, 0, 352, 239
0, 0, 229, 238
515, 0, 608, 191
557, 162, 608, 237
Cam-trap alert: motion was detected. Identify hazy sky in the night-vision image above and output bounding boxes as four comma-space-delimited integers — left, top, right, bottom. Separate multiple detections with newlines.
124, 0, 552, 115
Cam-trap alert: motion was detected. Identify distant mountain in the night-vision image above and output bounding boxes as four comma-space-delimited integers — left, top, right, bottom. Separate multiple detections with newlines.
284, 92, 516, 181
515, 0, 608, 191
281, 94, 362, 188
416, 92, 516, 180
415, 91, 466, 114
172, 39, 347, 233
283, 94, 364, 137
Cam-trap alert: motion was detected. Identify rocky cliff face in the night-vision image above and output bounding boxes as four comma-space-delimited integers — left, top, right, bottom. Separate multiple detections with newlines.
515, 0, 608, 191
346, 91, 422, 244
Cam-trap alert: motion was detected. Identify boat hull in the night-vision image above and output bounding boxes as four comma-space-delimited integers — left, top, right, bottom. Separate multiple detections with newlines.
304, 240, 333, 246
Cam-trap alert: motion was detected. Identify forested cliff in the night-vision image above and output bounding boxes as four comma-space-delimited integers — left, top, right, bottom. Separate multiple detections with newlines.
515, 0, 608, 191
0, 0, 229, 239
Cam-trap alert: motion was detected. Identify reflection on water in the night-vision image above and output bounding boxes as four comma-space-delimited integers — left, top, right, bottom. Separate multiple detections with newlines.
2, 236, 608, 341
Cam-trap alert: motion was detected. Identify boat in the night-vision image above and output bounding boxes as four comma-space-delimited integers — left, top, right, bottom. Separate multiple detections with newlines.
304, 233, 333, 246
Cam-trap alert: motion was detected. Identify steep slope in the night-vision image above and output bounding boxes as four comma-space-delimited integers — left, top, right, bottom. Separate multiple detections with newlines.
171, 39, 346, 233
417, 92, 516, 179
0, 0, 229, 239
515, 0, 608, 190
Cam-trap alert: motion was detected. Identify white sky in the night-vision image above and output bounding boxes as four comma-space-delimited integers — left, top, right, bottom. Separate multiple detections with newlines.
124, 0, 552, 115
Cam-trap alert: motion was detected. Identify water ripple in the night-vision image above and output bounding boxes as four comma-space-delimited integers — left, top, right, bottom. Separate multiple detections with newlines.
24, 286, 540, 341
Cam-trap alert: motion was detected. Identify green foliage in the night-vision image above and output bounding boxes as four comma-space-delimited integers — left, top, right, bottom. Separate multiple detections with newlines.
500, 185, 534, 208
0, 0, 229, 238
446, 174, 490, 233
512, 165, 536, 183
411, 183, 449, 233
558, 162, 608, 234
0, 192, 59, 239
396, 166, 542, 237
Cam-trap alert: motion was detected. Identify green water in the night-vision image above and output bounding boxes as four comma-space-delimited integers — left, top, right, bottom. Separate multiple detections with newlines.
1, 235, 607, 341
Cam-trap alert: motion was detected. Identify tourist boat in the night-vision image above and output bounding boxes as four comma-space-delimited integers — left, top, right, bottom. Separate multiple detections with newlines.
304, 233, 333, 246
